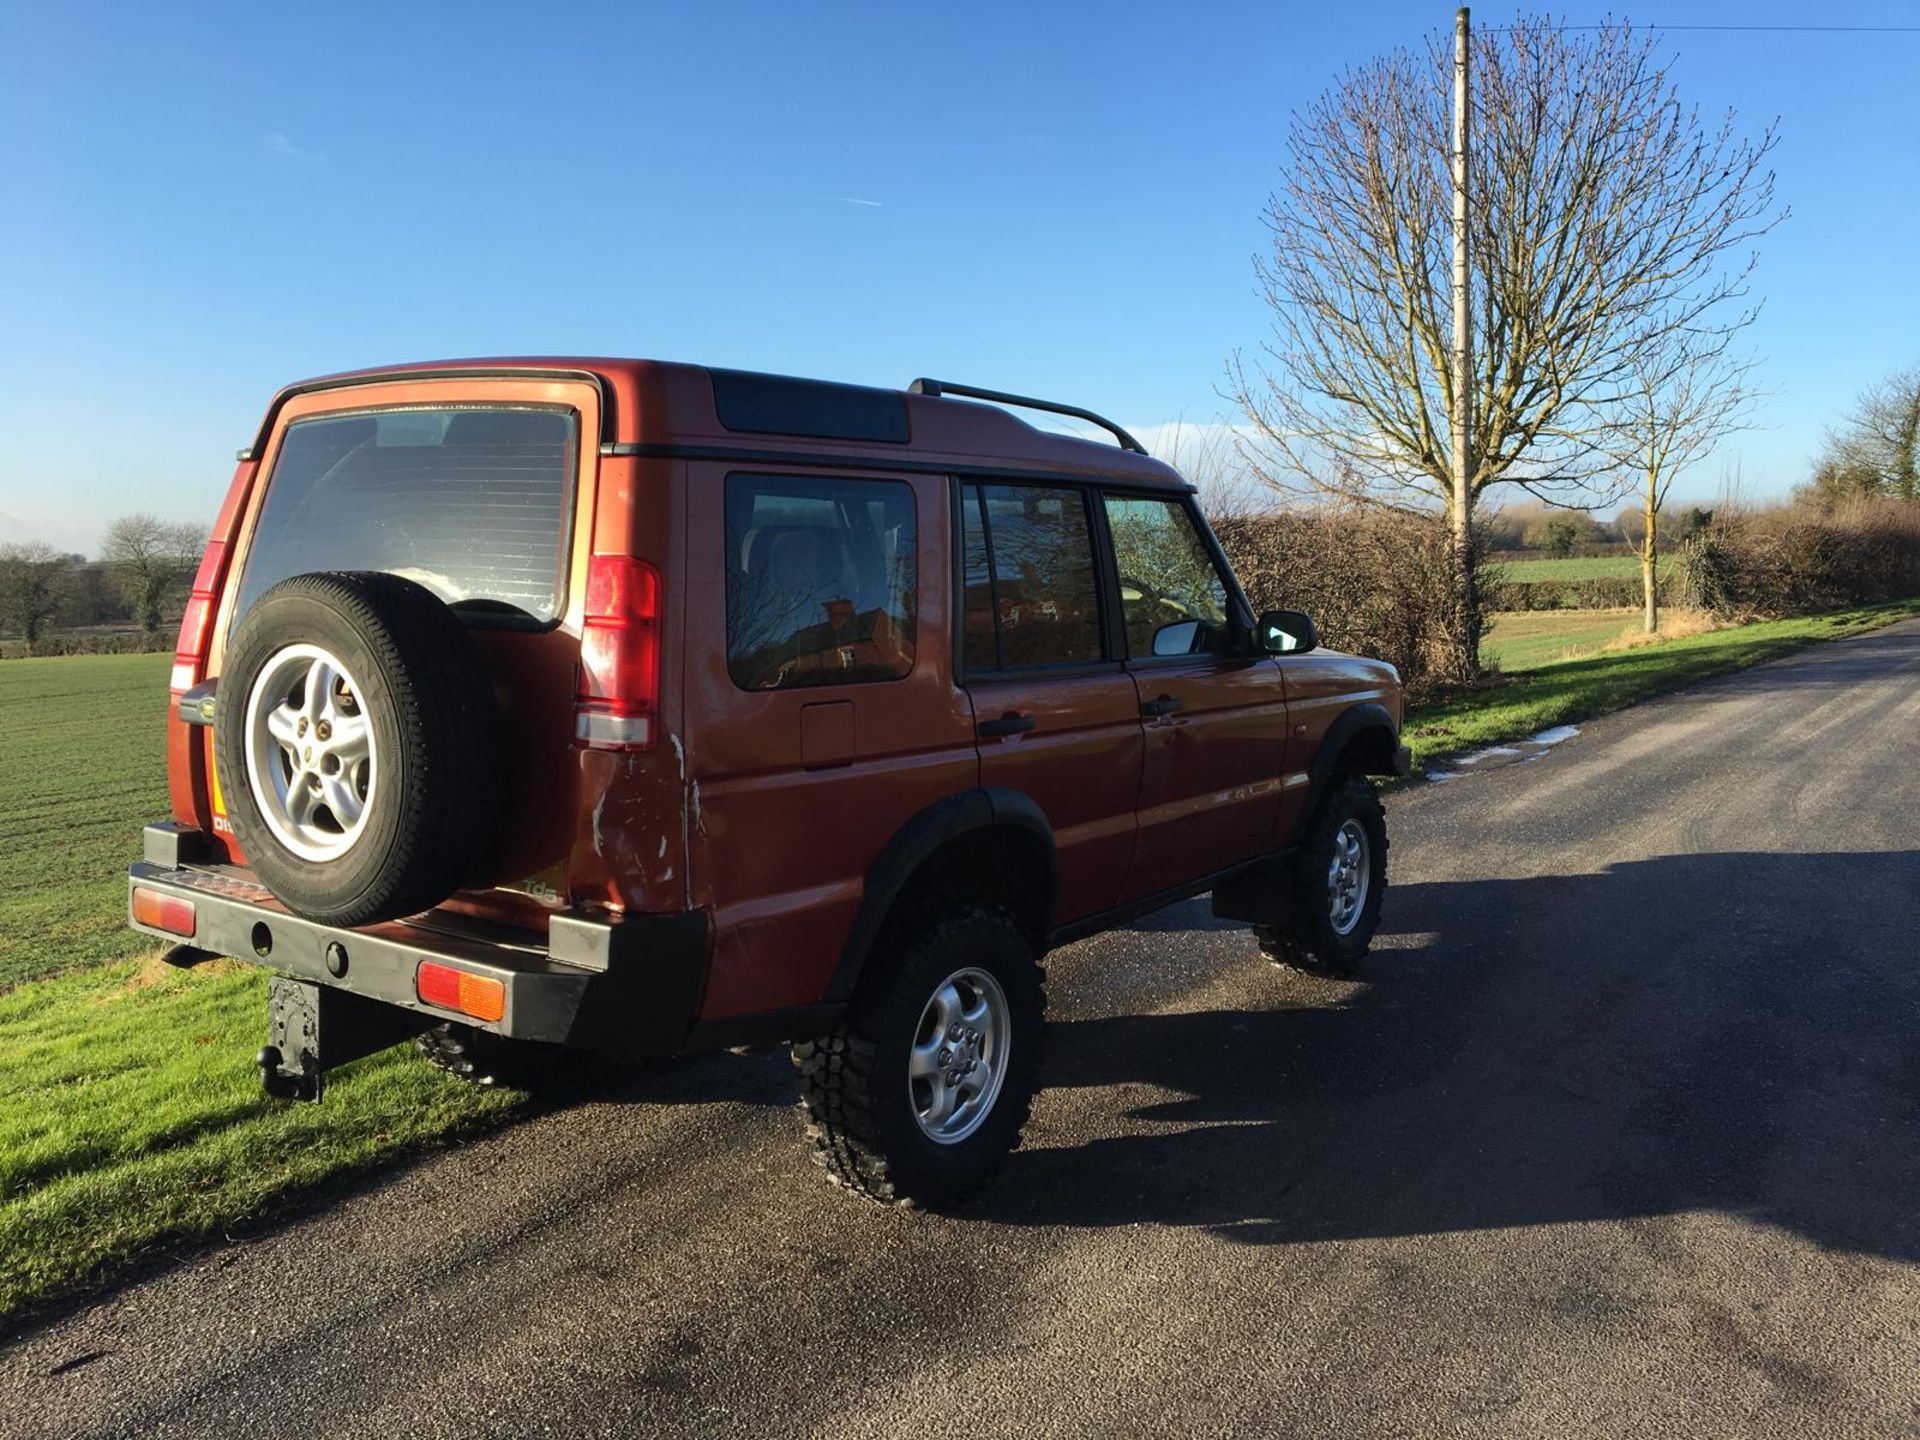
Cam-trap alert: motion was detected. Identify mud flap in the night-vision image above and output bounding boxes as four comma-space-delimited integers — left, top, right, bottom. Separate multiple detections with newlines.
259, 975, 435, 1102
1210, 857, 1291, 929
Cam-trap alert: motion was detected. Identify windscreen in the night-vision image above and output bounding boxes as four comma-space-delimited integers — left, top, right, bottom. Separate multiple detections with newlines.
232, 406, 577, 624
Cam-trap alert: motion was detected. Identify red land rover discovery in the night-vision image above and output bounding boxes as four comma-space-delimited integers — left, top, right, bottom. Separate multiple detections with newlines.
128, 359, 1408, 1207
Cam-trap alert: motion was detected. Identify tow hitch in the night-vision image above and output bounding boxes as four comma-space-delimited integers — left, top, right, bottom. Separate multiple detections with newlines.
258, 975, 434, 1102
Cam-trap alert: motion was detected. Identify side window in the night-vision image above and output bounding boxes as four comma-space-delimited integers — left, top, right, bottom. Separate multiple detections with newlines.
1102, 495, 1232, 658
726, 474, 916, 691
960, 483, 1105, 670
960, 486, 998, 672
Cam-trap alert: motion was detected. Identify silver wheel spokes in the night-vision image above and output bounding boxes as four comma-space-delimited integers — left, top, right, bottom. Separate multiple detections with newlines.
1327, 819, 1370, 936
244, 644, 378, 862
908, 967, 1011, 1145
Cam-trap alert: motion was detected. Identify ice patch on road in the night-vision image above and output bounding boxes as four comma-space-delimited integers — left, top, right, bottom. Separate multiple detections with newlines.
1423, 725, 1580, 784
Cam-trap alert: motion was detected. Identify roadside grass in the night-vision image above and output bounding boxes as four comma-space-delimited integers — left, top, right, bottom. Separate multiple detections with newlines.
1482, 609, 1641, 671
0, 957, 522, 1320
0, 653, 518, 1322
1407, 598, 1920, 766
0, 654, 173, 987
1497, 554, 1642, 582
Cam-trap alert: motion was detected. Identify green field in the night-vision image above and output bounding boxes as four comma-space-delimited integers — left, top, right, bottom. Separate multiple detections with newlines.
1482, 609, 1641, 671
1496, 554, 1643, 582
0, 654, 519, 1320
0, 655, 176, 987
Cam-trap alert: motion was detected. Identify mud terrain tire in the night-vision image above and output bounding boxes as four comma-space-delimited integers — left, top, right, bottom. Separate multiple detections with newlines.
794, 901, 1045, 1209
1258, 772, 1388, 977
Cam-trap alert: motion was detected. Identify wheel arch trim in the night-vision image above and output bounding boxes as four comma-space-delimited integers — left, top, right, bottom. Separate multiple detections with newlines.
823, 788, 1057, 1005
1292, 702, 1402, 843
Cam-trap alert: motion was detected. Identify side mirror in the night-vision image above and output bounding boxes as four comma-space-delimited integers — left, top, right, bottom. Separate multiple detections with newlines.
1150, 619, 1203, 657
1254, 609, 1318, 655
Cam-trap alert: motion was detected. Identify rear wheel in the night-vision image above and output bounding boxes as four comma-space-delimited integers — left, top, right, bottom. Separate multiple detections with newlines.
793, 901, 1045, 1209
415, 1023, 591, 1092
1258, 772, 1388, 977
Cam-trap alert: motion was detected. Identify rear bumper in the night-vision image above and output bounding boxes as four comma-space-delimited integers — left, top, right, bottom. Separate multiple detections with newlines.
127, 833, 708, 1056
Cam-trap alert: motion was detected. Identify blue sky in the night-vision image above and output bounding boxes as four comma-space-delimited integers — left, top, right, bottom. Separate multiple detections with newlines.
2, 0, 1916, 555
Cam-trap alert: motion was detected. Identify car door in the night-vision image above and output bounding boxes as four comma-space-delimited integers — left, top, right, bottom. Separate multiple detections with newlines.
684, 465, 980, 1017
1102, 490, 1289, 900
959, 481, 1142, 927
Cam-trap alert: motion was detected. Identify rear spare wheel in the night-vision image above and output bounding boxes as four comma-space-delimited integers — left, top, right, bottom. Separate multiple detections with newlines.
214, 571, 503, 926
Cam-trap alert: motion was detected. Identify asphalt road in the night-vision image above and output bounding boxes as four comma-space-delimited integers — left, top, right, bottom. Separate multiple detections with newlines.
6, 622, 1920, 1439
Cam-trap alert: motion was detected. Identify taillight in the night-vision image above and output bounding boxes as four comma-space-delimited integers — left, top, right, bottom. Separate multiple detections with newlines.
172, 538, 231, 693
131, 887, 197, 937
416, 961, 507, 1023
575, 554, 661, 750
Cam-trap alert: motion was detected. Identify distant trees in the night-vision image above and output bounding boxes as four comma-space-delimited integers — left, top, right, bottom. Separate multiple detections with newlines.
1483, 499, 1607, 553
0, 543, 74, 646
100, 514, 205, 632
0, 514, 206, 648
1805, 364, 1920, 507
1229, 13, 1782, 676
1542, 517, 1584, 558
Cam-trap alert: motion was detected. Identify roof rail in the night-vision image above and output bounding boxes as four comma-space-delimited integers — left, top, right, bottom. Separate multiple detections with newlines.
907, 378, 1146, 455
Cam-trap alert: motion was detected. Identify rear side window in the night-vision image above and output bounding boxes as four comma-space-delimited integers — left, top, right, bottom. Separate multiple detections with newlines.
233, 407, 576, 624
960, 483, 1104, 670
726, 474, 917, 691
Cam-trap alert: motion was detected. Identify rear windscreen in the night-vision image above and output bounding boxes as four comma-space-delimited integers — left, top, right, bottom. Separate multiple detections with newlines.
232, 406, 577, 624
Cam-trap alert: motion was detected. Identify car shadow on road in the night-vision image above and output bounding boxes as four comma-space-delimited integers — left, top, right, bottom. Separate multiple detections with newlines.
978, 851, 1920, 1263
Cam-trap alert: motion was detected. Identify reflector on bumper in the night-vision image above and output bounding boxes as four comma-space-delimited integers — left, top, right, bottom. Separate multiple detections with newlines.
132, 886, 197, 937
416, 961, 506, 1023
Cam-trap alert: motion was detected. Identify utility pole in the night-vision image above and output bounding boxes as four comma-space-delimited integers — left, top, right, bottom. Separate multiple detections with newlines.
1450, 5, 1477, 673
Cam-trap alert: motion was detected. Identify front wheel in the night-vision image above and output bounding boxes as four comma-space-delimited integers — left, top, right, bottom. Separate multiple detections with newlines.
793, 901, 1046, 1209
1258, 772, 1388, 977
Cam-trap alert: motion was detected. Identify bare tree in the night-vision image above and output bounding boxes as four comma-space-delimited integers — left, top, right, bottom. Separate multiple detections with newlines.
1153, 421, 1272, 521
0, 542, 74, 647
100, 514, 205, 632
1613, 333, 1760, 632
1229, 13, 1782, 675
1612, 504, 1647, 549
1807, 364, 1920, 505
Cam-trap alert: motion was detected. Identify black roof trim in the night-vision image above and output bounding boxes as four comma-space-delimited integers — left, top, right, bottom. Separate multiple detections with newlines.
707, 368, 910, 445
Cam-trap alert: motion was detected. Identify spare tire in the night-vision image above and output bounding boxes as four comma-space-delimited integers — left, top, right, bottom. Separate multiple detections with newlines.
215, 572, 503, 926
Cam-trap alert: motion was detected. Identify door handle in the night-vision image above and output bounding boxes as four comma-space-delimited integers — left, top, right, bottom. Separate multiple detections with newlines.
1140, 694, 1184, 718
977, 711, 1036, 738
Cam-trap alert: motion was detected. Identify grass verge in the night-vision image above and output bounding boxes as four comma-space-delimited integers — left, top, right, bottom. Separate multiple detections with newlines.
0, 957, 523, 1322
1407, 598, 1920, 766
0, 652, 521, 1324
